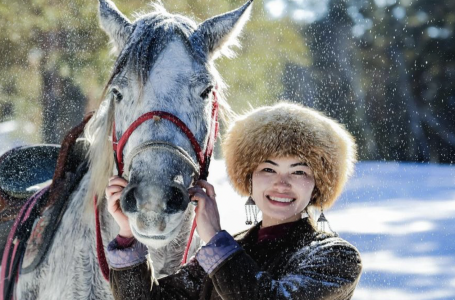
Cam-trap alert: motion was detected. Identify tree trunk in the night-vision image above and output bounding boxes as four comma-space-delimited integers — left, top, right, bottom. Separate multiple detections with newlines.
41, 68, 87, 144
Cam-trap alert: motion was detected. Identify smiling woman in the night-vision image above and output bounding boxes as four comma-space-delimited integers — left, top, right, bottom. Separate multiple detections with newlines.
106, 101, 362, 300
251, 157, 316, 227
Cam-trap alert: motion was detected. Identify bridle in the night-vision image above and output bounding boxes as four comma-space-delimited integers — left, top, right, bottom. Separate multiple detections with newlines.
95, 90, 220, 281
112, 104, 218, 179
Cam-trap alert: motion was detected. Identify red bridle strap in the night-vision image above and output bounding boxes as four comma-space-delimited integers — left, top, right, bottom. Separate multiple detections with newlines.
181, 97, 219, 264
112, 111, 204, 177
202, 95, 219, 179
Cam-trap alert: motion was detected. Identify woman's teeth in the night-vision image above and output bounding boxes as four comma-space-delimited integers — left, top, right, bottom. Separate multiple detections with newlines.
268, 196, 295, 203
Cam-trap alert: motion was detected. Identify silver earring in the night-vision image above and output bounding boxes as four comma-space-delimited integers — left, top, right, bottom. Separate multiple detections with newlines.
317, 201, 337, 236
245, 176, 259, 225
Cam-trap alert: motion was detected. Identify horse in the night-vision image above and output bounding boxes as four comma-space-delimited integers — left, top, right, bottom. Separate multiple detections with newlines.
11, 0, 253, 298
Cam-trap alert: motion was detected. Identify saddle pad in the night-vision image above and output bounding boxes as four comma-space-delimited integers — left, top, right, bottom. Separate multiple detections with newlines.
0, 186, 50, 300
0, 145, 60, 199
21, 205, 54, 271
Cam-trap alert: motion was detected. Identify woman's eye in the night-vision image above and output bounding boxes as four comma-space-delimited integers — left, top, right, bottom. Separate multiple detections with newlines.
262, 168, 275, 173
112, 88, 123, 102
293, 171, 307, 176
200, 85, 213, 100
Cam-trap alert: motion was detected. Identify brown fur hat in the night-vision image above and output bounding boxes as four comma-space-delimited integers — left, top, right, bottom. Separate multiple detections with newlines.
222, 102, 357, 209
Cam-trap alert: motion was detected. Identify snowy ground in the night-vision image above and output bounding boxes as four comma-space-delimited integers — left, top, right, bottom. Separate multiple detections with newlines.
210, 159, 455, 300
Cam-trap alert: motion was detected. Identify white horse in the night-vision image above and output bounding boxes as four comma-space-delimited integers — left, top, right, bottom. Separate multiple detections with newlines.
14, 0, 252, 299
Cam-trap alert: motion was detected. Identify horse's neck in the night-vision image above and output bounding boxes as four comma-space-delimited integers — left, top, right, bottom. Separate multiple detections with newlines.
148, 209, 202, 278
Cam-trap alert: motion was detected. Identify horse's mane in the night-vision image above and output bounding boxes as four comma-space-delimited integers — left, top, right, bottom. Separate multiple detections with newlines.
83, 3, 233, 208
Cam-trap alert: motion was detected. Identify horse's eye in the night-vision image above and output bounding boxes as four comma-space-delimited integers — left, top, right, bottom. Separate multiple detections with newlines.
111, 88, 123, 102
200, 85, 213, 100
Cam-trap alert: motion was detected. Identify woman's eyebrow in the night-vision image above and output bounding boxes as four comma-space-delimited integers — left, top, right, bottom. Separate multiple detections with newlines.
290, 162, 308, 167
264, 160, 308, 167
264, 160, 278, 166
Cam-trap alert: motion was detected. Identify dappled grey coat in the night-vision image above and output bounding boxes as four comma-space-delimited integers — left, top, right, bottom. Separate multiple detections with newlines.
110, 218, 362, 300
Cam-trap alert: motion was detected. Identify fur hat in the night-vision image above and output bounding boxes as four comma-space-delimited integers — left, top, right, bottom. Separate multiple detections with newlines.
222, 102, 357, 209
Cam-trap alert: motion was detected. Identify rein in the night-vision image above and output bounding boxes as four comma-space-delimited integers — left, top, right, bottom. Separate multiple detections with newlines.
95, 91, 219, 280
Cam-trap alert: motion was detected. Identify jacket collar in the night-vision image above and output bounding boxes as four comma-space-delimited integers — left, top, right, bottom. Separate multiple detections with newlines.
235, 217, 317, 249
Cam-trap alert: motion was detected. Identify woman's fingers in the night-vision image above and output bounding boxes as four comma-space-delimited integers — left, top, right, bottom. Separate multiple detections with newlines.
106, 176, 129, 199
106, 190, 122, 205
187, 181, 221, 243
189, 191, 208, 204
105, 185, 124, 198
191, 193, 221, 243
188, 186, 205, 196
188, 188, 219, 219
105, 176, 133, 238
108, 176, 128, 187
196, 180, 216, 199
107, 190, 122, 204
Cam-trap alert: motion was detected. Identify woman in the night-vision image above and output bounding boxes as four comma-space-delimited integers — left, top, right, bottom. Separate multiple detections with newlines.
105, 102, 362, 299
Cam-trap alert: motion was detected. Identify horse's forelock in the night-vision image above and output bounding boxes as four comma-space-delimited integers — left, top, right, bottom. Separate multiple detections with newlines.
117, 11, 197, 85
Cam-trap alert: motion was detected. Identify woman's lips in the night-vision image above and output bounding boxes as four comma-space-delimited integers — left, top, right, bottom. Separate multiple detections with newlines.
266, 195, 296, 206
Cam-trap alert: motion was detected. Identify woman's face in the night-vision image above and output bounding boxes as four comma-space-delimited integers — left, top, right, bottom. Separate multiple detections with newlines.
252, 156, 315, 227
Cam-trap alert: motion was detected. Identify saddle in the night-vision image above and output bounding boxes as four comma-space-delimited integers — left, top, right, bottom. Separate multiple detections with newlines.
0, 145, 60, 258
0, 113, 93, 300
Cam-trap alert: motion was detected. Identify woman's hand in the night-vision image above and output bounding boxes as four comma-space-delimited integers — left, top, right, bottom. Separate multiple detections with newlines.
106, 176, 133, 238
188, 180, 221, 243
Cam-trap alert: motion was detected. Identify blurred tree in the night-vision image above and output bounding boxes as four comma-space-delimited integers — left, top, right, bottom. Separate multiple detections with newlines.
278, 0, 455, 163
0, 0, 111, 143
5, 0, 452, 162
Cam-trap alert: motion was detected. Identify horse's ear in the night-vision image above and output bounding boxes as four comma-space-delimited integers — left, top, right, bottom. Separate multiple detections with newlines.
192, 0, 253, 60
98, 0, 133, 53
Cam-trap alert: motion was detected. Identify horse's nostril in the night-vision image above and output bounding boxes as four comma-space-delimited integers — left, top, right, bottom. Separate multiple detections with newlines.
121, 186, 137, 213
165, 186, 187, 214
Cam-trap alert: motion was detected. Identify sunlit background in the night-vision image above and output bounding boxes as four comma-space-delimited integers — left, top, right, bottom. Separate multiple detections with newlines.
0, 0, 454, 298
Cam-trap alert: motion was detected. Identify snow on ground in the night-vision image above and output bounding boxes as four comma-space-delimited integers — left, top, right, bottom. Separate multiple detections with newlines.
209, 159, 455, 300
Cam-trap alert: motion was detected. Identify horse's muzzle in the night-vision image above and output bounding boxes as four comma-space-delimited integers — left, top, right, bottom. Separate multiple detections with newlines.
120, 181, 189, 215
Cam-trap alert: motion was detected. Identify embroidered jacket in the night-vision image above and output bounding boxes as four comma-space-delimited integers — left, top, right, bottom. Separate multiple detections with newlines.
107, 218, 362, 300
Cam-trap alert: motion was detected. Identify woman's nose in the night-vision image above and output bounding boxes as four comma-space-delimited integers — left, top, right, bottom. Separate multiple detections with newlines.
274, 174, 291, 187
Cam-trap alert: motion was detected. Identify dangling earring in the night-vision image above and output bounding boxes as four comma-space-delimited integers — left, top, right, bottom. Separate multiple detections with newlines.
317, 201, 337, 236
245, 176, 259, 225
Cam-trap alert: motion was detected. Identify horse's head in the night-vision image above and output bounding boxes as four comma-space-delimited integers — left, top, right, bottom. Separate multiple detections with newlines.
88, 0, 252, 248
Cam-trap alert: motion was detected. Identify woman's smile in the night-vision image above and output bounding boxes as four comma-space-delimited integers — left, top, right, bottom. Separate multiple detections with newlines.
266, 194, 296, 205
